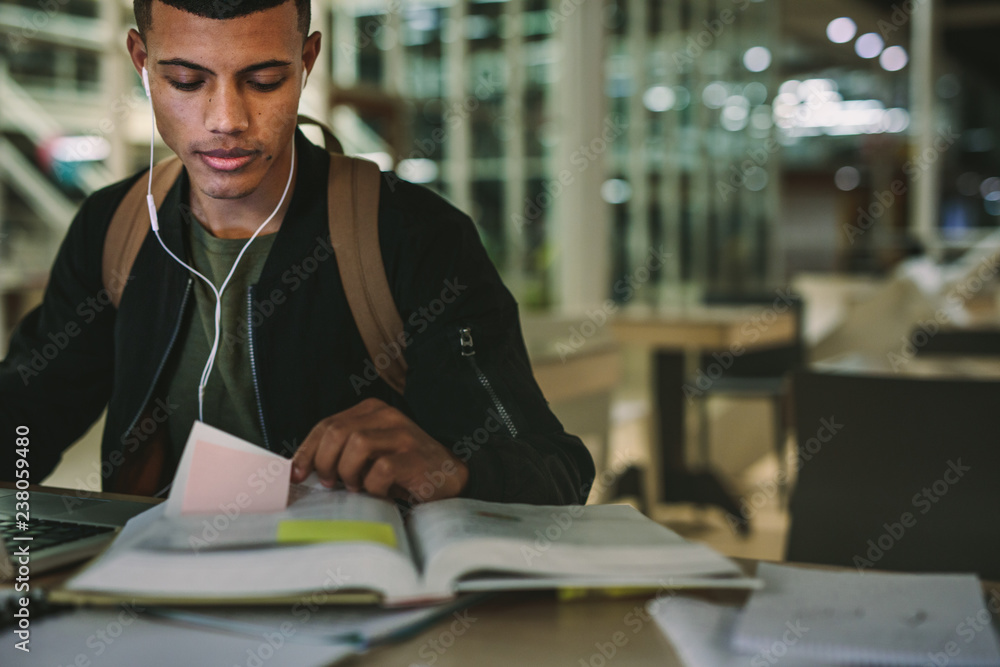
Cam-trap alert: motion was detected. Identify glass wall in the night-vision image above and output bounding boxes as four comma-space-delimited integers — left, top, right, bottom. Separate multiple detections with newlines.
603, 0, 781, 303
329, 0, 783, 309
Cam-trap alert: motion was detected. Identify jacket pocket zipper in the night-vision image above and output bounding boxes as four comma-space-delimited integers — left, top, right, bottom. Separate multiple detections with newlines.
247, 286, 272, 451
459, 326, 518, 438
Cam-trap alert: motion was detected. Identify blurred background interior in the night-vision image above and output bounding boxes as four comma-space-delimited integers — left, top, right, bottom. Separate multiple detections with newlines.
2, 0, 999, 576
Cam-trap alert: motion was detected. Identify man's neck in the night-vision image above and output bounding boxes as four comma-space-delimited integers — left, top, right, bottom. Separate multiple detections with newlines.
187, 140, 298, 240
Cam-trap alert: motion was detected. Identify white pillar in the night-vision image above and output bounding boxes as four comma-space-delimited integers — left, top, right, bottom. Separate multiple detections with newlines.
551, 0, 610, 313
297, 0, 331, 124
443, 0, 472, 213
688, 0, 710, 296
910, 0, 941, 257
502, 0, 527, 297
332, 1, 358, 88
659, 1, 682, 298
625, 0, 649, 302
101, 0, 127, 180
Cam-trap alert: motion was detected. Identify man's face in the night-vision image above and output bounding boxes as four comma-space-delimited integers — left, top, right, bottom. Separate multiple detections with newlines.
127, 1, 320, 201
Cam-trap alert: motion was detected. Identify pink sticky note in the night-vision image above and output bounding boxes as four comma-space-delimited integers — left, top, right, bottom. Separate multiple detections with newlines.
181, 439, 291, 515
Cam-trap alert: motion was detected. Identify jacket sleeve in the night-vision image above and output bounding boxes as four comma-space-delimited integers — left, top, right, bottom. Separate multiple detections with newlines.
0, 188, 121, 483
380, 175, 596, 505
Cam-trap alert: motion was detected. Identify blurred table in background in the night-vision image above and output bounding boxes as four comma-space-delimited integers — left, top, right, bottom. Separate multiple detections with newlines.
611, 305, 796, 519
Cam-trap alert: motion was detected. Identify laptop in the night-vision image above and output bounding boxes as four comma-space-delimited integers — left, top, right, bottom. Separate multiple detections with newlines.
0, 487, 156, 580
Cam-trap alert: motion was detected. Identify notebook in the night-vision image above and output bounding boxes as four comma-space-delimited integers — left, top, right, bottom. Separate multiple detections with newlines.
730, 563, 1000, 666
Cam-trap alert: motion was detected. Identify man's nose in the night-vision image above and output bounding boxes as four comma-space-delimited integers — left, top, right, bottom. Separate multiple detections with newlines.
204, 83, 249, 135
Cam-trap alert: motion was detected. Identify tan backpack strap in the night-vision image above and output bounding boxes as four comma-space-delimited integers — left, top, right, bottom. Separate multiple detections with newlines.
298, 114, 344, 154
104, 156, 183, 308
328, 153, 408, 395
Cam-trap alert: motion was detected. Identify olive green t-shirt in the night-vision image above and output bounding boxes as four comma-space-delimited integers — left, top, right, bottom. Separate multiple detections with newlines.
160, 220, 277, 464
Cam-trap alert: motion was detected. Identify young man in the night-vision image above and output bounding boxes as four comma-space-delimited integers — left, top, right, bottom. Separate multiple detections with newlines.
0, 0, 594, 505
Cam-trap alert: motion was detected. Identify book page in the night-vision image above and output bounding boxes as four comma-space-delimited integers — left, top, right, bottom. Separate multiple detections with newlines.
140, 484, 412, 561
65, 488, 423, 602
407, 498, 741, 595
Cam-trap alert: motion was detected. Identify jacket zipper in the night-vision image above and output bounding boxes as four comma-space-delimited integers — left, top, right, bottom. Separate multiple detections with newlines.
247, 285, 272, 451
459, 326, 518, 438
120, 277, 193, 460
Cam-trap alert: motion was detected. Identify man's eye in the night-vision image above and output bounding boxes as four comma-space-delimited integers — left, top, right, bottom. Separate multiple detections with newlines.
248, 79, 284, 92
168, 80, 203, 91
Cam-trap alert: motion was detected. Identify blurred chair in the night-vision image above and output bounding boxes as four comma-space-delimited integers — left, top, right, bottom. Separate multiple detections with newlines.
694, 292, 806, 505
786, 369, 1000, 580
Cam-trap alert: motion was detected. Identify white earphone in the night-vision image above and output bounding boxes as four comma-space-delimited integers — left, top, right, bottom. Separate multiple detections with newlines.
141, 67, 159, 231
140, 63, 296, 426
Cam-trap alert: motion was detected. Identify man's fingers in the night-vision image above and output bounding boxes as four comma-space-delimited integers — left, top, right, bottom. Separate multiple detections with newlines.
291, 422, 324, 483
362, 456, 397, 498
312, 421, 352, 487
290, 398, 388, 483
337, 429, 396, 491
342, 397, 390, 418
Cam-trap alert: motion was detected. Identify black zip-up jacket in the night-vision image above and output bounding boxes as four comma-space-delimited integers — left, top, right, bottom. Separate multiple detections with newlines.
0, 129, 595, 504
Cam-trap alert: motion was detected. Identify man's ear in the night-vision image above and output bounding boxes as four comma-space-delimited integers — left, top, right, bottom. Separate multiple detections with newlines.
302, 31, 322, 81
126, 28, 148, 80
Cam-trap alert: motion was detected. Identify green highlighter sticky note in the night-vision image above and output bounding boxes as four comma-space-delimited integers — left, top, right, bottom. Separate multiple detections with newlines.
276, 520, 397, 548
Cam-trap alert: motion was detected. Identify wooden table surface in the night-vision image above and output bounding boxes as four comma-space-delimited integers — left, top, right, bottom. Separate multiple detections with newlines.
347, 559, 1000, 666
611, 304, 796, 351
353, 589, 696, 666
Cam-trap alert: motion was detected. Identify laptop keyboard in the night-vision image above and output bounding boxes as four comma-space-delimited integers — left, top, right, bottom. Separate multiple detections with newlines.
0, 517, 114, 554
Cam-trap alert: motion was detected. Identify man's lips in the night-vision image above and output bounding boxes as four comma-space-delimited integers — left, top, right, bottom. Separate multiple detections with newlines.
197, 148, 256, 172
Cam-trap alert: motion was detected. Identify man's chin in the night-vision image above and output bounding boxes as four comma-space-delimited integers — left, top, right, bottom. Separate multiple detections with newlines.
198, 185, 258, 200
191, 172, 260, 201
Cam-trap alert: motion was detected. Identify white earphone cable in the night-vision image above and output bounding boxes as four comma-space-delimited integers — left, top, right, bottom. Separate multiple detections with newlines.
145, 72, 296, 422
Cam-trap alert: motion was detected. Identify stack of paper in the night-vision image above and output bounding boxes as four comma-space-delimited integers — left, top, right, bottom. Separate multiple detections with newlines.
146, 594, 486, 647
0, 609, 357, 667
651, 563, 1000, 667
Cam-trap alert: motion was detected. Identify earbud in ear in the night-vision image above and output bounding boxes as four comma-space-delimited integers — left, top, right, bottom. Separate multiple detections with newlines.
301, 73, 308, 91
142, 66, 151, 98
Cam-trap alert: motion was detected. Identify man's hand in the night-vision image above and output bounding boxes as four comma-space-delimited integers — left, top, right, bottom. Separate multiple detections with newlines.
290, 398, 469, 502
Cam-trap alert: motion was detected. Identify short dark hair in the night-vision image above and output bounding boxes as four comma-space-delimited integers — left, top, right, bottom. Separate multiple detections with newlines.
134, 0, 310, 39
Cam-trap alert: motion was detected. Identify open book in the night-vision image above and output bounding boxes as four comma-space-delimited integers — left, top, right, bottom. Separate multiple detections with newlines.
56, 422, 755, 606
57, 483, 755, 605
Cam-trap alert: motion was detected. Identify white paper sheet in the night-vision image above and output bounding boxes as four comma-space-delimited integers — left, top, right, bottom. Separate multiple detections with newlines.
651, 596, 835, 667
165, 421, 291, 516
146, 594, 485, 647
731, 563, 1000, 666
0, 608, 356, 667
